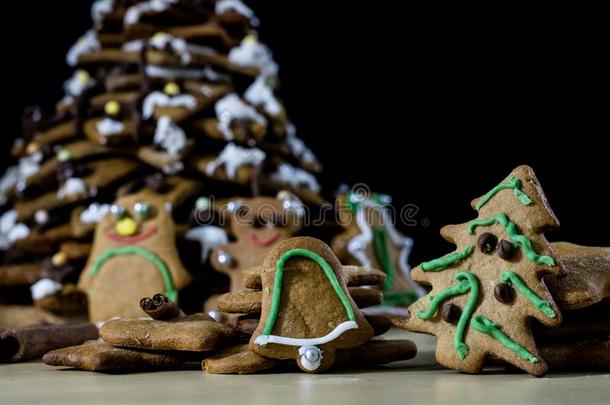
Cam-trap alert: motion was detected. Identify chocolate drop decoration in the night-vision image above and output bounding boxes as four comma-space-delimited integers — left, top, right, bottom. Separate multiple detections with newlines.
497, 239, 517, 260
477, 232, 498, 254
494, 283, 515, 304
441, 302, 462, 325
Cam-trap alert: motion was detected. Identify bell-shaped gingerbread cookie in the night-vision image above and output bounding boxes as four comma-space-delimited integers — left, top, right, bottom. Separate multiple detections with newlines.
249, 237, 374, 372
78, 191, 192, 322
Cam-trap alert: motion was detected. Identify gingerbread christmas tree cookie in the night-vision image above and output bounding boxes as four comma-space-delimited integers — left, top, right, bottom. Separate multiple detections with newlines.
78, 191, 192, 322
249, 237, 374, 372
397, 165, 562, 376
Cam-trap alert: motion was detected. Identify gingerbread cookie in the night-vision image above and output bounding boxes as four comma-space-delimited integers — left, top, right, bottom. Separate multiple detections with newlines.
78, 191, 192, 322
249, 237, 374, 372
397, 165, 562, 376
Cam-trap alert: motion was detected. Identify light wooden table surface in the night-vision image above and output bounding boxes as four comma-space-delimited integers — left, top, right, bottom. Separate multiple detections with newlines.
1, 330, 608, 405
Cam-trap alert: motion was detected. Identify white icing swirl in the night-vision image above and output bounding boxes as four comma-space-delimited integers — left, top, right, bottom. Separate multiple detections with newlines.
271, 163, 321, 193
124, 0, 177, 26
206, 143, 266, 179
216, 0, 259, 26
80, 203, 111, 224
66, 30, 100, 67
143, 91, 197, 119
154, 116, 187, 156
31, 278, 63, 301
185, 226, 229, 263
96, 117, 125, 136
244, 76, 282, 117
57, 177, 88, 201
215, 93, 267, 140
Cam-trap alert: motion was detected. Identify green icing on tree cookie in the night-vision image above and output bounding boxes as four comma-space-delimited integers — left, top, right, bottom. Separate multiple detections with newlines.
471, 315, 538, 363
476, 176, 532, 210
420, 246, 473, 272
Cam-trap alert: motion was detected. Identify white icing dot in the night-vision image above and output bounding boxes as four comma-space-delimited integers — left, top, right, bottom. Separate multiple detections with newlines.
34, 209, 49, 225
153, 116, 187, 157
31, 278, 63, 301
57, 178, 88, 201
206, 143, 266, 180
143, 91, 197, 119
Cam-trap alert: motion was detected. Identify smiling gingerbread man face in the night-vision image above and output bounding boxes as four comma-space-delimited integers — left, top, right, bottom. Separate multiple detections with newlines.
210, 192, 304, 294
79, 191, 192, 322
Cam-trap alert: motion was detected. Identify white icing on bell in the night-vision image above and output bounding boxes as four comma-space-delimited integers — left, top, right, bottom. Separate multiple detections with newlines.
149, 32, 217, 65
244, 76, 282, 117
146, 65, 230, 82
271, 164, 321, 193
91, 0, 114, 23
57, 177, 88, 201
215, 93, 267, 140
66, 30, 101, 67
215, 0, 259, 26
206, 143, 266, 179
80, 203, 111, 224
34, 209, 49, 225
63, 70, 96, 102
228, 35, 278, 77
153, 116, 187, 156
142, 91, 197, 119
286, 123, 317, 165
31, 278, 63, 301
0, 166, 18, 205
96, 117, 125, 136
0, 210, 30, 250
185, 226, 229, 263
124, 0, 177, 26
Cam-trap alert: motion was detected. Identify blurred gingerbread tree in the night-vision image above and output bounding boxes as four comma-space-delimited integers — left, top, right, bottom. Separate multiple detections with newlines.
0, 0, 324, 318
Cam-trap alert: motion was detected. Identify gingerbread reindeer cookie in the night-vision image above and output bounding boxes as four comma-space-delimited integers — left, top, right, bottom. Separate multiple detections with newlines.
249, 237, 374, 372
209, 192, 304, 295
397, 165, 562, 376
79, 191, 192, 322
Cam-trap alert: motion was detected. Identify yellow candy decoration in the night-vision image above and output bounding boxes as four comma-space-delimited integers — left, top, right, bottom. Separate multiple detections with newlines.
116, 217, 138, 237
51, 251, 68, 267
105, 100, 120, 116
75, 70, 91, 84
164, 82, 180, 96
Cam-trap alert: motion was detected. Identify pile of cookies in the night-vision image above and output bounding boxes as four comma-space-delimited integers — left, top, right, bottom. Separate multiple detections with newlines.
43, 237, 417, 373
0, 0, 330, 324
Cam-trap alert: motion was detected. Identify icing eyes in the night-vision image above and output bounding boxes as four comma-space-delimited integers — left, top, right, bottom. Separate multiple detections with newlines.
477, 233, 498, 254
110, 204, 126, 220
134, 201, 151, 221
494, 282, 515, 304
497, 240, 517, 260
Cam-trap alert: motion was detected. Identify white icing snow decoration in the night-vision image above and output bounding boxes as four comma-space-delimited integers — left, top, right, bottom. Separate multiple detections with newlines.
122, 39, 145, 52
146, 65, 230, 82
185, 226, 229, 263
153, 116, 187, 156
124, 0, 177, 26
0, 210, 30, 250
228, 36, 278, 77
206, 143, 266, 179
216, 0, 259, 26
149, 32, 217, 65
286, 123, 317, 165
66, 30, 101, 67
271, 164, 320, 193
215, 93, 267, 140
80, 203, 111, 224
63, 70, 96, 100
16, 151, 44, 191
142, 91, 197, 119
0, 166, 18, 205
34, 209, 49, 225
96, 118, 125, 136
244, 76, 282, 117
91, 0, 114, 23
31, 278, 63, 301
57, 178, 88, 201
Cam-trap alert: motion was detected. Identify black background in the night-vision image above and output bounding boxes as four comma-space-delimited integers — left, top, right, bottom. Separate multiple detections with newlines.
0, 1, 607, 264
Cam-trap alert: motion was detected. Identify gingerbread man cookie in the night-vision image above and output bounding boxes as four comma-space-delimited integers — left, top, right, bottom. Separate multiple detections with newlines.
78, 191, 192, 322
397, 165, 562, 376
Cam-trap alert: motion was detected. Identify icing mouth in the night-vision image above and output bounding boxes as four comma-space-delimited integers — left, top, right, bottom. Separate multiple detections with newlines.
106, 226, 158, 244
249, 232, 279, 247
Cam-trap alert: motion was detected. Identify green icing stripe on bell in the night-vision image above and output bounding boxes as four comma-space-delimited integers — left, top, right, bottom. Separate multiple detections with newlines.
420, 246, 473, 272
467, 213, 555, 266
471, 315, 538, 363
476, 176, 532, 210
500, 271, 556, 318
